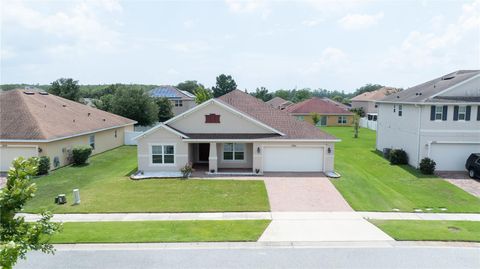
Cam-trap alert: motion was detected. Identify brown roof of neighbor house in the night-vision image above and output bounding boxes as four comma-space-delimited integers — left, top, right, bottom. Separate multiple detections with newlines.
285, 97, 353, 115
0, 90, 136, 141
350, 87, 399, 102
266, 97, 292, 109
217, 90, 337, 140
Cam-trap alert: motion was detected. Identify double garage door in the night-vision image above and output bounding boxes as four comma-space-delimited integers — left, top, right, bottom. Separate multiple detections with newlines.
0, 146, 38, 171
430, 143, 480, 171
263, 146, 324, 172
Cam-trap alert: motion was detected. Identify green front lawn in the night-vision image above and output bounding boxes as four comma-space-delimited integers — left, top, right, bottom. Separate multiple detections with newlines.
25, 146, 270, 213
51, 220, 271, 243
322, 127, 480, 213
370, 220, 480, 242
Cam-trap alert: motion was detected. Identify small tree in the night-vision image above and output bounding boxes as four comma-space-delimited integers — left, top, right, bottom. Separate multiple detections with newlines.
176, 80, 204, 94
311, 113, 321, 126
37, 156, 50, 175
251, 87, 273, 102
48, 78, 81, 102
212, 74, 237, 97
194, 87, 213, 104
350, 107, 365, 118
0, 157, 61, 269
155, 97, 174, 122
353, 113, 360, 138
72, 146, 92, 165
110, 86, 158, 126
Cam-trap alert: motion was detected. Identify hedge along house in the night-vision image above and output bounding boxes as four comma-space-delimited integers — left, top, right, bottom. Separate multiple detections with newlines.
285, 97, 354, 126
134, 90, 339, 176
0, 89, 136, 171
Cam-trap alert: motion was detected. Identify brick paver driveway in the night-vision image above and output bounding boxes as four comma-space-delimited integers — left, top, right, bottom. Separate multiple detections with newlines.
263, 175, 353, 212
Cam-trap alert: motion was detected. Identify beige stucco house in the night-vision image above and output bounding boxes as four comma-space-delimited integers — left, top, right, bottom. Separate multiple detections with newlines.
0, 89, 136, 171
135, 90, 339, 175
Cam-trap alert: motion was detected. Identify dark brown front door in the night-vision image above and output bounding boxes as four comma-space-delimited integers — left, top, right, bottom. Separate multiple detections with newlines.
198, 143, 210, 162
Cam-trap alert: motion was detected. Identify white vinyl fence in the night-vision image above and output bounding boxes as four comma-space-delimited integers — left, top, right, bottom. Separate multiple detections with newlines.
125, 131, 143, 145
359, 118, 377, 131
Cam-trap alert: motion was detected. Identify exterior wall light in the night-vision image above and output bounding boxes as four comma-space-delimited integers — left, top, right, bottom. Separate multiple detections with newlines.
328, 147, 332, 154
257, 147, 261, 154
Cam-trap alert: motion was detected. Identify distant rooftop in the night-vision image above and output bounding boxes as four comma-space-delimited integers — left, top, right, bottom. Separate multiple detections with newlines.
149, 85, 194, 100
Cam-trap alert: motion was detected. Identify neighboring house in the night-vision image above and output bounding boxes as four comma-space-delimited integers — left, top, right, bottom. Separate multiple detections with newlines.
134, 90, 338, 174
0, 89, 136, 171
149, 85, 196, 116
376, 70, 480, 171
351, 87, 398, 114
266, 97, 292, 110
285, 97, 354, 126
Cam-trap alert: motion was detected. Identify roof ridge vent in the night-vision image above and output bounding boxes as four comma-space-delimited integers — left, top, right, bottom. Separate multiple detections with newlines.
442, 75, 455, 80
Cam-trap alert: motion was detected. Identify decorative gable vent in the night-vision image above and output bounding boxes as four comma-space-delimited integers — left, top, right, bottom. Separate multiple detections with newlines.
205, 113, 220, 123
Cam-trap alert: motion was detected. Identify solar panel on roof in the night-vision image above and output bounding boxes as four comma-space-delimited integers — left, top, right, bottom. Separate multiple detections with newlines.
149, 86, 182, 98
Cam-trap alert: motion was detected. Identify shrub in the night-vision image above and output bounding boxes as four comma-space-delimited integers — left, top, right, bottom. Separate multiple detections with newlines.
389, 149, 408, 165
419, 157, 436, 175
180, 163, 194, 179
72, 146, 92, 165
37, 156, 50, 175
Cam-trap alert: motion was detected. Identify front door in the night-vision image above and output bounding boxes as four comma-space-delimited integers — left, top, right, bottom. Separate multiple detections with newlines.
198, 143, 210, 162
319, 116, 327, 126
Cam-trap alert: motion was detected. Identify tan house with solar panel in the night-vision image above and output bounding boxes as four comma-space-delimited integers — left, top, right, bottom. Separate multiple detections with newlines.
0, 89, 136, 171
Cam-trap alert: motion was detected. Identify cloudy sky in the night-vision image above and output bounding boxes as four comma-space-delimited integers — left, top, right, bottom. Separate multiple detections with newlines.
1, 0, 479, 92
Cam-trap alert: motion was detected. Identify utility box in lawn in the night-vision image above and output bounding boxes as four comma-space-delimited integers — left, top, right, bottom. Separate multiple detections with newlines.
73, 189, 81, 205
55, 194, 67, 205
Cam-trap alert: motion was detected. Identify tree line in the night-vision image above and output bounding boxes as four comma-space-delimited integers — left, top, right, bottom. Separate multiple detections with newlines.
1, 75, 388, 126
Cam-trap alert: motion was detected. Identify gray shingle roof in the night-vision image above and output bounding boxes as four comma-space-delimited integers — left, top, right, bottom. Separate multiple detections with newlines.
379, 70, 480, 103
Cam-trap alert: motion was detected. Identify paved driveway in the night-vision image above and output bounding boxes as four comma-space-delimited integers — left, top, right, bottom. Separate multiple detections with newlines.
437, 171, 480, 197
263, 176, 353, 212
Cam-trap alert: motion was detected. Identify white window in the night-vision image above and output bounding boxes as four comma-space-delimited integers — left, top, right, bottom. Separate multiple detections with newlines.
337, 116, 347, 124
458, 106, 466, 120
89, 134, 95, 149
151, 145, 175, 164
393, 105, 396, 112
174, 100, 183, 107
435, 106, 443, 120
223, 143, 245, 161
398, 105, 403, 116
296, 116, 304, 121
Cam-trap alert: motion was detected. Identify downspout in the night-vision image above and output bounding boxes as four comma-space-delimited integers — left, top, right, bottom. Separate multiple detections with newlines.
416, 104, 422, 168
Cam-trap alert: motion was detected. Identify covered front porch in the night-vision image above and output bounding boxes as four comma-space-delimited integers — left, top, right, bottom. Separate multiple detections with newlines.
188, 142, 258, 175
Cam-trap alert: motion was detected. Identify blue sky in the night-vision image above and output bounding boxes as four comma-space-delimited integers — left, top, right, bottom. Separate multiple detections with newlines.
1, 0, 479, 92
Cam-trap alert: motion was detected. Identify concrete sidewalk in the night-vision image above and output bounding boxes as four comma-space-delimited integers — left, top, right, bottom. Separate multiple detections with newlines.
18, 211, 480, 222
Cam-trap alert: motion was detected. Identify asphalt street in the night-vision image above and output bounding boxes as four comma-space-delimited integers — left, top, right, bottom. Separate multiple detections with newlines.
16, 245, 480, 269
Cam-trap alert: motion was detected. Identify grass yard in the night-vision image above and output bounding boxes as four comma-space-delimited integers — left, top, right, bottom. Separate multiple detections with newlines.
24, 146, 270, 213
370, 220, 480, 242
50, 220, 271, 243
321, 127, 480, 213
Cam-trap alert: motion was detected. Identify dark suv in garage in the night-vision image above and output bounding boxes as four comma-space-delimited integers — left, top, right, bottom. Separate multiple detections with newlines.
466, 153, 480, 179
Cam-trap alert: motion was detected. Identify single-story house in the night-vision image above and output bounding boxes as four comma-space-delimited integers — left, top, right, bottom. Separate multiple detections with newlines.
351, 87, 399, 114
0, 89, 136, 171
376, 70, 480, 171
285, 97, 354, 126
266, 97, 293, 110
149, 85, 196, 116
134, 90, 339, 175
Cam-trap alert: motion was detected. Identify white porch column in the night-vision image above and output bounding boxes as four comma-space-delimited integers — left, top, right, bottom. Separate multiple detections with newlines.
208, 142, 218, 172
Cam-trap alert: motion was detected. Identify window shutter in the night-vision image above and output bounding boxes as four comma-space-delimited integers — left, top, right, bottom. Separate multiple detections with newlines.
453, 106, 459, 121
442, 105, 448, 121
430, 106, 435, 121
478, 106, 480, 121
465, 106, 471, 121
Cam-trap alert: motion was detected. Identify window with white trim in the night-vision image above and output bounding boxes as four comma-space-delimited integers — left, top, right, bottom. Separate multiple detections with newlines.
223, 143, 245, 161
89, 134, 95, 149
337, 116, 347, 124
151, 145, 175, 164
296, 116, 304, 121
398, 105, 403, 116
458, 106, 466, 120
435, 105, 443, 120
174, 100, 183, 107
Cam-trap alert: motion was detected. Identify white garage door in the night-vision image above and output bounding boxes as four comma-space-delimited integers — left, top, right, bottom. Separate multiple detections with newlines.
263, 146, 324, 172
0, 146, 38, 171
430, 144, 480, 171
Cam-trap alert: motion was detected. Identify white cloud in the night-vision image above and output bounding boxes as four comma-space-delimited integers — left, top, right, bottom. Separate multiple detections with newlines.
225, 0, 271, 19
338, 12, 384, 30
305, 0, 372, 14
1, 0, 123, 54
169, 41, 213, 54
302, 19, 324, 27
1, 48, 16, 60
303, 47, 348, 74
183, 19, 195, 29
384, 0, 480, 69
